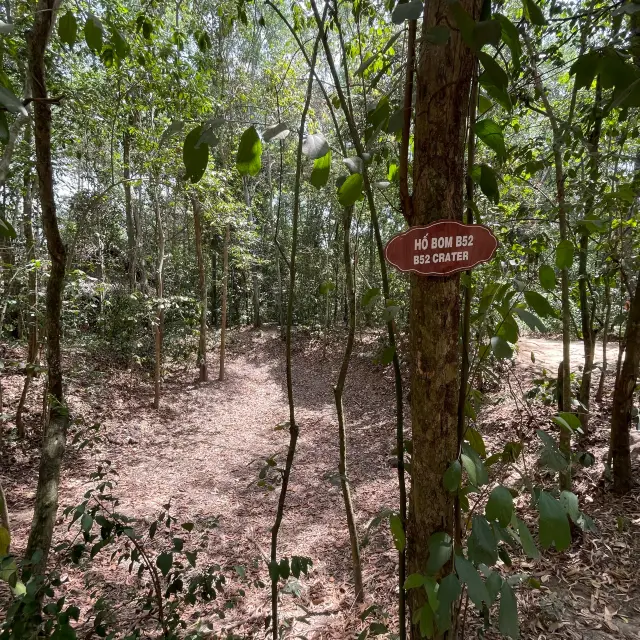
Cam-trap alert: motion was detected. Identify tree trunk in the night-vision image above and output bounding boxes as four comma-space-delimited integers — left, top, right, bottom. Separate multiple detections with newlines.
25, 0, 69, 577
244, 177, 261, 328
333, 204, 364, 602
407, 1, 480, 635
16, 148, 37, 438
611, 275, 640, 493
596, 276, 612, 402
219, 224, 230, 381
211, 235, 218, 328
191, 195, 208, 382
153, 188, 165, 410
0, 479, 9, 551
123, 116, 135, 291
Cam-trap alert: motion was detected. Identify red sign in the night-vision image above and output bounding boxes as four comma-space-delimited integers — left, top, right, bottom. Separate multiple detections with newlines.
384, 221, 498, 276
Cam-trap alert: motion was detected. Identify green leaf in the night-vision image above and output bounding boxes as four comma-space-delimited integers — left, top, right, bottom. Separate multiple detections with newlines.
58, 11, 77, 47
156, 551, 173, 577
538, 491, 571, 551
84, 14, 104, 52
426, 532, 452, 575
455, 555, 490, 609
468, 515, 498, 566
443, 460, 462, 492
555, 240, 574, 269
553, 412, 581, 434
367, 96, 390, 132
319, 280, 335, 295
263, 122, 290, 142
419, 603, 435, 637
538, 265, 556, 291
515, 517, 540, 559
559, 490, 580, 522
183, 125, 209, 184
387, 108, 404, 134
0, 86, 27, 116
537, 429, 569, 472
268, 560, 280, 583
392, 0, 423, 24
338, 173, 364, 207
344, 156, 364, 174
0, 112, 7, 144
491, 336, 513, 360
514, 307, 547, 332
236, 126, 262, 176
471, 163, 499, 204
474, 118, 506, 160
498, 581, 520, 638
424, 25, 450, 45
485, 570, 502, 605
462, 442, 489, 486
435, 573, 461, 632
0, 527, 10, 556
301, 133, 328, 159
362, 287, 381, 307
466, 428, 486, 457
389, 514, 405, 552
524, 290, 555, 319
478, 52, 508, 91
186, 551, 197, 567
569, 51, 600, 91
109, 27, 129, 60
310, 150, 332, 189
486, 486, 514, 526
355, 54, 376, 77
81, 513, 93, 533
380, 345, 395, 365
522, 0, 547, 25
498, 315, 519, 344
472, 20, 502, 49
449, 1, 475, 47
495, 14, 521, 68
404, 573, 425, 589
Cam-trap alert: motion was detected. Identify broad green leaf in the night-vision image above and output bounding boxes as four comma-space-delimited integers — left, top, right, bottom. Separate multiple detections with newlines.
302, 133, 328, 159
468, 515, 498, 566
183, 125, 209, 184
0, 112, 8, 144
318, 280, 335, 295
499, 581, 520, 638
310, 150, 331, 189
424, 25, 450, 45
553, 412, 581, 434
343, 156, 363, 174
337, 173, 364, 207
355, 54, 376, 76
426, 532, 452, 575
443, 460, 462, 492
498, 315, 519, 344
473, 20, 502, 49
419, 603, 434, 637
478, 94, 493, 114
455, 555, 490, 609
0, 86, 27, 116
435, 573, 461, 632
474, 118, 506, 160
569, 51, 600, 91
390, 514, 405, 552
160, 120, 184, 145
110, 27, 129, 59
522, 0, 547, 25
380, 345, 395, 365
0, 527, 9, 555
481, 79, 513, 111
84, 14, 104, 52
537, 429, 569, 472
524, 290, 555, 318
449, 1, 476, 47
58, 11, 77, 47
404, 573, 425, 589
156, 551, 173, 577
538, 491, 571, 551
495, 14, 521, 68
466, 427, 486, 457
471, 163, 499, 203
478, 52, 508, 91
514, 307, 547, 332
367, 96, 390, 131
491, 335, 513, 359
515, 517, 540, 559
538, 265, 556, 291
236, 126, 262, 176
559, 490, 580, 522
392, 0, 423, 24
362, 287, 381, 306
486, 486, 514, 526
263, 122, 290, 142
555, 240, 574, 269
81, 513, 93, 533
462, 442, 488, 486
387, 108, 404, 134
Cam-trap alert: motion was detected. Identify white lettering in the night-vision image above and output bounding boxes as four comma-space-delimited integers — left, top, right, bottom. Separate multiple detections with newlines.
415, 239, 421, 251
468, 235, 474, 246
463, 251, 469, 260
414, 255, 419, 265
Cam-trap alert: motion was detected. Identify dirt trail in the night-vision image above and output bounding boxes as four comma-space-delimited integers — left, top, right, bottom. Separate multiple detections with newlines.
1, 328, 639, 639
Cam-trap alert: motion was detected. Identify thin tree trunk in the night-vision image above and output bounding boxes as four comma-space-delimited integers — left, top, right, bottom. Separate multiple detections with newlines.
211, 236, 218, 328
596, 276, 611, 402
333, 204, 364, 602
123, 116, 135, 291
0, 479, 9, 551
191, 195, 208, 382
405, 2, 480, 635
153, 188, 165, 410
25, 0, 69, 577
611, 275, 640, 493
219, 224, 229, 381
16, 147, 37, 438
244, 177, 261, 328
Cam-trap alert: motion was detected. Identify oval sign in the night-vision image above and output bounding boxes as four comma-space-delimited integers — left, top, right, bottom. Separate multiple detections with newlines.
385, 221, 498, 276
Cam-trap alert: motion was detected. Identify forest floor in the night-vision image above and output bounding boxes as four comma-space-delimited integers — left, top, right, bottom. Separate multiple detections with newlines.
1, 327, 640, 639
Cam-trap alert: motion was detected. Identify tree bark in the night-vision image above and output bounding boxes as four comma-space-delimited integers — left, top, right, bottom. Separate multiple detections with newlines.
123, 116, 135, 291
244, 177, 261, 328
0, 479, 9, 552
153, 187, 165, 409
25, 0, 69, 577
210, 235, 218, 328
611, 275, 640, 493
596, 275, 612, 402
407, 1, 480, 635
191, 195, 208, 382
219, 224, 229, 381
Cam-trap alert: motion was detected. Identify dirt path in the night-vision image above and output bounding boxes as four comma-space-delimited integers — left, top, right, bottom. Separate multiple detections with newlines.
2, 328, 639, 638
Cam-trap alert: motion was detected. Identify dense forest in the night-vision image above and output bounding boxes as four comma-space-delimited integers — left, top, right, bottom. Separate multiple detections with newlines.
0, 0, 639, 637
